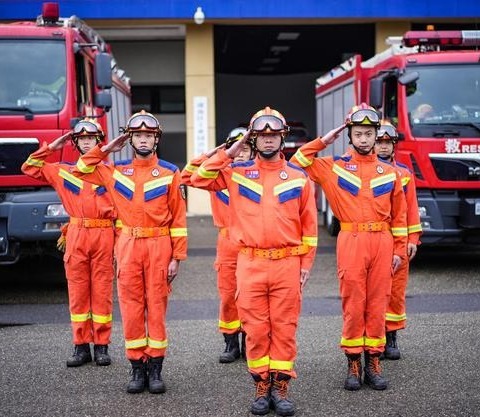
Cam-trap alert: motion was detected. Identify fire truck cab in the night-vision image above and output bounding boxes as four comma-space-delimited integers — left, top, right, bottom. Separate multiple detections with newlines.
316, 30, 480, 244
0, 3, 131, 264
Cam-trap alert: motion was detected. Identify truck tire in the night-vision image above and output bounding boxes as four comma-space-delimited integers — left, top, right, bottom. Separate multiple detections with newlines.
325, 206, 340, 236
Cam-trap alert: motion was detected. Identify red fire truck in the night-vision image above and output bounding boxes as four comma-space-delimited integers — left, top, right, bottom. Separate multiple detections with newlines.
0, 3, 131, 264
316, 30, 480, 244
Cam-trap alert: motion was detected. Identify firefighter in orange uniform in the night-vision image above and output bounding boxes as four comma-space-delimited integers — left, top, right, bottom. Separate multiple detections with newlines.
191, 107, 318, 416
290, 103, 407, 391
73, 110, 187, 394
21, 118, 115, 368
375, 120, 422, 359
181, 127, 254, 363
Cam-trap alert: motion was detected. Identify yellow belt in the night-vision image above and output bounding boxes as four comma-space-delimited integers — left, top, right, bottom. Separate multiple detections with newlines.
70, 217, 113, 228
121, 226, 170, 238
340, 222, 390, 232
240, 245, 309, 260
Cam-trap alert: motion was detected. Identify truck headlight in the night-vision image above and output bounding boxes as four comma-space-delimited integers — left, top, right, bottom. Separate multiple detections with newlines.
418, 206, 427, 217
46, 204, 68, 217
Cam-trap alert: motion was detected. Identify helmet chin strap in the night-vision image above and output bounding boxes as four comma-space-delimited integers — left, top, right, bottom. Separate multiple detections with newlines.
377, 154, 393, 162
258, 148, 280, 159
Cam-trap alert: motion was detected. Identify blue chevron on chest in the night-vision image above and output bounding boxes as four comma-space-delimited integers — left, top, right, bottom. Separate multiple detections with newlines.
232, 172, 263, 203
113, 169, 135, 200
332, 163, 361, 196
93, 185, 107, 196
144, 175, 174, 201
59, 168, 83, 195
370, 173, 396, 197
216, 189, 230, 205
274, 178, 306, 203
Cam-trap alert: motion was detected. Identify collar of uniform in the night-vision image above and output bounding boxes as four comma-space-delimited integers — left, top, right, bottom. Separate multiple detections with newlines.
350, 151, 377, 163
132, 155, 158, 168
256, 155, 285, 170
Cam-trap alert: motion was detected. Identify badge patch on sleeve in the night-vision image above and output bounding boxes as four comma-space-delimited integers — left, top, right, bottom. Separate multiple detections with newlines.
179, 184, 187, 200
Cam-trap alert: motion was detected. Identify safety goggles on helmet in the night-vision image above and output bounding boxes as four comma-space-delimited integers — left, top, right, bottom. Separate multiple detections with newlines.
348, 109, 380, 126
73, 121, 101, 136
127, 114, 160, 130
377, 124, 397, 140
250, 115, 288, 133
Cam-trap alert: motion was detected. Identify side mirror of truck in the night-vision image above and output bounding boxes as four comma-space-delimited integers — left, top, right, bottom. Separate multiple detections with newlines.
369, 78, 383, 109
95, 90, 112, 112
95, 53, 113, 89
398, 71, 419, 86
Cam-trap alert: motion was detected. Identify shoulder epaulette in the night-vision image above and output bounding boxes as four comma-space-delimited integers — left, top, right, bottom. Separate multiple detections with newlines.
333, 154, 352, 162
231, 160, 255, 168
159, 159, 179, 172
287, 161, 307, 176
114, 159, 132, 166
396, 161, 411, 172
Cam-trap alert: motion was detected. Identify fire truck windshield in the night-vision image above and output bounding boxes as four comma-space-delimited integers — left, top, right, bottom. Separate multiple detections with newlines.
0, 39, 66, 113
406, 64, 480, 138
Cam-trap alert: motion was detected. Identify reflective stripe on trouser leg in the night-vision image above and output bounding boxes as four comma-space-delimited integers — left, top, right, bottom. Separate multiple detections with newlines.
144, 235, 171, 358
216, 261, 241, 333
116, 234, 171, 360
236, 253, 300, 379
386, 257, 409, 332
64, 231, 93, 345
216, 232, 241, 333
337, 231, 392, 355
90, 227, 115, 345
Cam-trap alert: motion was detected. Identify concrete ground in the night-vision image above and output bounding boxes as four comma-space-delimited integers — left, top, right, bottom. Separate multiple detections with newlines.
0, 215, 479, 417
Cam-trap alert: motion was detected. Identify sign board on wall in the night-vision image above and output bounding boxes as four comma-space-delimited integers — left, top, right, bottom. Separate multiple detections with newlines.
193, 96, 208, 156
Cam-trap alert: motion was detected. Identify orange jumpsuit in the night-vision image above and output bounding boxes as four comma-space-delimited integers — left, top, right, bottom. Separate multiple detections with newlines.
22, 143, 115, 346
386, 161, 422, 332
191, 149, 318, 379
182, 155, 241, 335
291, 139, 407, 355
74, 145, 187, 361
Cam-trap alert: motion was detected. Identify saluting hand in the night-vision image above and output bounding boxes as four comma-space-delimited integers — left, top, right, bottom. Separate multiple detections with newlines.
321, 124, 346, 146
101, 133, 129, 153
48, 131, 72, 151
225, 130, 250, 159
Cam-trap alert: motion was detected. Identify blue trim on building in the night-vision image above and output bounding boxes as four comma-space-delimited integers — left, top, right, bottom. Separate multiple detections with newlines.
1, 0, 479, 20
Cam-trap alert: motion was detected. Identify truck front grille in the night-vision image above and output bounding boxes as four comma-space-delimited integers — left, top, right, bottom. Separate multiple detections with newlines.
430, 153, 480, 182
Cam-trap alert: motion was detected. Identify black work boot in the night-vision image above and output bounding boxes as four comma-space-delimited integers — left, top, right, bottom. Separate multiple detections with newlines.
93, 344, 111, 366
127, 360, 148, 394
219, 332, 241, 363
250, 373, 271, 415
66, 343, 92, 367
344, 354, 362, 391
270, 372, 295, 416
364, 352, 388, 390
240, 331, 247, 361
384, 331, 401, 360
148, 357, 166, 394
